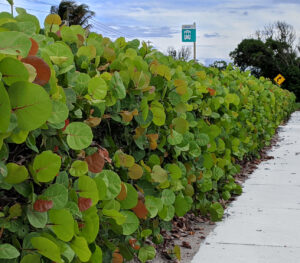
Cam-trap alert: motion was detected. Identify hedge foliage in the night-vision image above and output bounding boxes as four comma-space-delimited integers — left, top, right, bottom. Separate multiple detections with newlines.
0, 9, 296, 263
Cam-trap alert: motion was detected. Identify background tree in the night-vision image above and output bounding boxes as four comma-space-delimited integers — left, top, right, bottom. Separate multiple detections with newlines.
50, 0, 95, 29
210, 60, 228, 70
230, 21, 300, 100
167, 46, 192, 61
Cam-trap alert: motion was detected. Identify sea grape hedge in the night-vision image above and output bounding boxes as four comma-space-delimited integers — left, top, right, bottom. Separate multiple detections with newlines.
0, 9, 296, 263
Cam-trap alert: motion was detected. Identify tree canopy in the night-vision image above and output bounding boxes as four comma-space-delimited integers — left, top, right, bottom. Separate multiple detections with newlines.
230, 21, 300, 100
50, 0, 95, 29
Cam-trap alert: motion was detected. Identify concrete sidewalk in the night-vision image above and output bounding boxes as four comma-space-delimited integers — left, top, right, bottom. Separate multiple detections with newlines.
191, 111, 300, 263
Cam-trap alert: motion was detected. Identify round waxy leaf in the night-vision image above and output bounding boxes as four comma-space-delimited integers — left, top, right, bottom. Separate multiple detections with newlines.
43, 42, 74, 68
78, 197, 92, 212
49, 209, 74, 242
0, 83, 11, 133
31, 237, 62, 263
8, 81, 52, 131
70, 236, 91, 262
85, 150, 105, 173
42, 184, 68, 209
88, 76, 107, 100
64, 122, 93, 150
45, 14, 62, 25
48, 100, 69, 124
4, 163, 28, 184
119, 183, 138, 209
93, 176, 107, 200
132, 200, 148, 219
209, 202, 224, 222
166, 164, 182, 179
27, 206, 47, 228
33, 151, 61, 183
0, 244, 20, 259
96, 170, 121, 200
145, 196, 163, 218
33, 200, 53, 212
78, 175, 99, 206
128, 163, 143, 179
198, 133, 210, 146
173, 117, 189, 134
150, 101, 165, 126
0, 57, 29, 85
80, 206, 99, 243
21, 56, 51, 86
167, 130, 183, 145
161, 189, 175, 205
20, 254, 40, 263
69, 160, 88, 177
0, 31, 31, 57
120, 211, 139, 235
158, 205, 175, 221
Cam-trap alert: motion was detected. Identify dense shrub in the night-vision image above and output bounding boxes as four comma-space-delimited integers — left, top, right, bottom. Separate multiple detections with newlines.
0, 9, 295, 263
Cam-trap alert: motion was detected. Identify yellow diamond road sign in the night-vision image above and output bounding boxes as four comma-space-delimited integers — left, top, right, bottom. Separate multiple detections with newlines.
274, 74, 285, 85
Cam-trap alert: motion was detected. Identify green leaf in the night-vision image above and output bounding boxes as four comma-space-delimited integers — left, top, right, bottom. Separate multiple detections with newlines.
26, 207, 47, 228
87, 76, 107, 101
80, 206, 99, 243
0, 31, 31, 57
138, 246, 156, 263
33, 151, 61, 183
93, 176, 107, 200
70, 236, 91, 262
119, 183, 138, 209
0, 244, 20, 259
43, 42, 74, 68
42, 184, 68, 209
161, 189, 175, 205
174, 196, 191, 217
96, 170, 121, 200
8, 81, 52, 131
31, 237, 62, 263
61, 26, 77, 43
0, 82, 11, 133
20, 254, 40, 263
145, 196, 163, 218
150, 101, 165, 126
151, 165, 168, 183
0, 57, 29, 85
198, 133, 210, 146
103, 209, 126, 225
88, 245, 102, 263
173, 117, 189, 134
64, 122, 93, 150
15, 13, 40, 34
110, 72, 126, 99
120, 211, 139, 235
78, 176, 99, 206
47, 100, 69, 124
167, 130, 183, 145
209, 202, 224, 222
165, 163, 182, 179
49, 209, 74, 242
69, 160, 88, 177
158, 205, 175, 221
141, 229, 152, 238
4, 163, 28, 184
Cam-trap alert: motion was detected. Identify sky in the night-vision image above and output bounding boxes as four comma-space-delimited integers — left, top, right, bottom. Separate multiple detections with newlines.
1, 0, 300, 65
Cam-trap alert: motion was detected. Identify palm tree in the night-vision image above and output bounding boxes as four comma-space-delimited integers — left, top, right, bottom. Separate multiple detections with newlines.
50, 1, 95, 29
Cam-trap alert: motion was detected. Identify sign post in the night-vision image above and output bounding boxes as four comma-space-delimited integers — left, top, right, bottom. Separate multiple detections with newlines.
182, 23, 196, 62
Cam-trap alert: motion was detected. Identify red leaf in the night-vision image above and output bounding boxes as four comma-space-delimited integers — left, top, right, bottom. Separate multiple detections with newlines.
129, 238, 140, 250
28, 38, 39, 56
78, 197, 92, 212
33, 200, 53, 212
207, 88, 216, 96
112, 252, 123, 263
99, 147, 111, 163
85, 150, 105, 173
132, 200, 148, 219
62, 119, 70, 132
21, 56, 51, 86
53, 145, 59, 152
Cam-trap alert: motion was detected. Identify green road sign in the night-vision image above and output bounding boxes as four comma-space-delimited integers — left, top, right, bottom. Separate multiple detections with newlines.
182, 24, 196, 42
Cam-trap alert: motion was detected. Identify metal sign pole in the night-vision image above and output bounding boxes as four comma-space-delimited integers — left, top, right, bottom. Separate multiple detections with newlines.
193, 22, 196, 62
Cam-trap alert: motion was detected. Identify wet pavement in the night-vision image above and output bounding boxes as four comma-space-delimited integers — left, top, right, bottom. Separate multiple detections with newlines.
191, 111, 300, 263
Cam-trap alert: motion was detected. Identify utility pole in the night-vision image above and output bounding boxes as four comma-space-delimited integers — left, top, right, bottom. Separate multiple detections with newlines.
146, 40, 152, 47
66, 7, 71, 26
